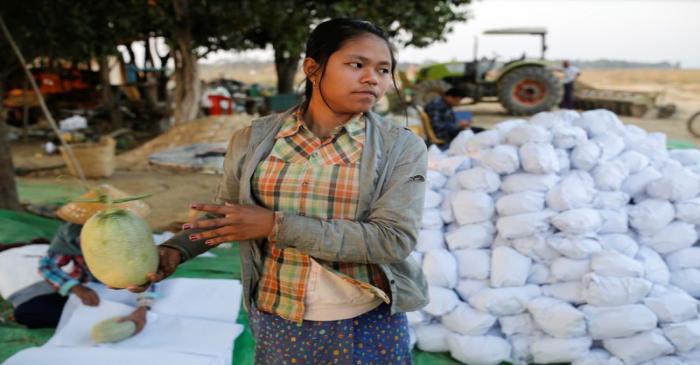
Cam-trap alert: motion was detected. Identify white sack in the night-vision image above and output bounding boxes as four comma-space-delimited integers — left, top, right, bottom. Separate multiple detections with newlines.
496, 211, 554, 240
452, 191, 495, 225
636, 247, 671, 285
441, 302, 497, 336
663, 319, 700, 352
550, 257, 591, 282
528, 297, 587, 338
551, 209, 602, 235
422, 249, 458, 288
505, 124, 552, 146
499, 313, 535, 336
615, 150, 650, 174
456, 167, 501, 193
490, 246, 532, 288
445, 222, 494, 250
501, 173, 560, 194
670, 269, 700, 298
571, 141, 602, 171
644, 292, 699, 323
414, 324, 453, 352
421, 208, 444, 230
603, 330, 674, 365
593, 161, 629, 191
622, 167, 663, 198
640, 221, 697, 254
547, 235, 602, 259
480, 145, 520, 174
446, 334, 512, 365
452, 249, 490, 280
627, 199, 675, 236
542, 282, 586, 304
666, 247, 700, 271
455, 279, 489, 301
581, 304, 658, 340
599, 234, 640, 258
552, 124, 587, 149
496, 191, 545, 216
546, 170, 597, 211
530, 336, 593, 364
416, 229, 445, 252
598, 209, 629, 234
591, 249, 645, 277
582, 273, 652, 306
468, 285, 541, 316
424, 286, 460, 316
675, 197, 700, 224
593, 191, 631, 210
520, 142, 560, 174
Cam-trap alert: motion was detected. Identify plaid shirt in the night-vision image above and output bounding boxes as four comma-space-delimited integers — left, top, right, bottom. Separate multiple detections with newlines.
252, 111, 389, 322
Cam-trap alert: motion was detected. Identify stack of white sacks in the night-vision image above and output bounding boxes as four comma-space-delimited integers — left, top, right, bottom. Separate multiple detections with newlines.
409, 109, 700, 365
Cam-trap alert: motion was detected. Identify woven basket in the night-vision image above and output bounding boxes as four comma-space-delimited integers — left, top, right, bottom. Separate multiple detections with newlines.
60, 136, 116, 178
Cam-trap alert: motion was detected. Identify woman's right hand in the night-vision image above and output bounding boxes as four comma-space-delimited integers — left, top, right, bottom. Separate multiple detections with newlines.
127, 246, 182, 293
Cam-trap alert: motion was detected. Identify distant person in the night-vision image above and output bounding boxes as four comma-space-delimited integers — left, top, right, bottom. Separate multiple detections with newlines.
560, 60, 580, 109
424, 87, 484, 146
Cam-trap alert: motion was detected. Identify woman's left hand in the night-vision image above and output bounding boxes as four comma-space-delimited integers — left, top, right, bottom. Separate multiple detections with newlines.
183, 203, 274, 246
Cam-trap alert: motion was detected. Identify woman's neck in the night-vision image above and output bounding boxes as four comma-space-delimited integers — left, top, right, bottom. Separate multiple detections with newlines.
303, 101, 355, 138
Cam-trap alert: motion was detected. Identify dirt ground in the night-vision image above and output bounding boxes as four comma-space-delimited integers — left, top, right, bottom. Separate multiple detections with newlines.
9, 68, 700, 231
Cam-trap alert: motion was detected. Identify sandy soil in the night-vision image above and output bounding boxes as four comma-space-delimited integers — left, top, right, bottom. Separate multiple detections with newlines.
10, 68, 700, 229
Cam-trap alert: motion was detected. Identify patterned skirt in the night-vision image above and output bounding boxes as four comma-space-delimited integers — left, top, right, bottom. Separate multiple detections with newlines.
248, 303, 412, 365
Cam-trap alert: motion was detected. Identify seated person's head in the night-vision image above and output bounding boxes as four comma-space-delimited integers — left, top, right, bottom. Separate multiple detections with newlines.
444, 88, 467, 106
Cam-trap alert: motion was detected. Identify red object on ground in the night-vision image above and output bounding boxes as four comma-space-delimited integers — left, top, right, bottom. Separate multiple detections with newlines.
208, 95, 234, 115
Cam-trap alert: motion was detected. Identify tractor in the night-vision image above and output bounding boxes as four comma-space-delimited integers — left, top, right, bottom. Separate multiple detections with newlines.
408, 27, 563, 116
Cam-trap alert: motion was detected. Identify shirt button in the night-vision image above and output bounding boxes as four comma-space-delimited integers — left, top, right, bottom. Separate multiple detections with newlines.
390, 280, 395, 284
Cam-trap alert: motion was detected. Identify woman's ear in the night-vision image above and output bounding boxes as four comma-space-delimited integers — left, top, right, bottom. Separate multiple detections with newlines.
303, 57, 321, 86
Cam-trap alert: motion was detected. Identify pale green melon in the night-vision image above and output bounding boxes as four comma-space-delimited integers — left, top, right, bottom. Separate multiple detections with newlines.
81, 208, 158, 288
91, 317, 137, 343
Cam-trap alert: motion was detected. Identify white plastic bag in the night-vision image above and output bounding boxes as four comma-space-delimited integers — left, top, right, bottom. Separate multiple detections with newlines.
505, 124, 552, 146
496, 211, 554, 240
528, 297, 587, 338
441, 302, 496, 336
551, 209, 602, 235
422, 250, 458, 288
501, 173, 560, 194
640, 221, 697, 254
496, 191, 545, 216
490, 246, 532, 288
453, 249, 490, 280
452, 191, 495, 225
571, 141, 602, 171
530, 336, 593, 364
416, 229, 445, 252
547, 235, 602, 259
546, 170, 597, 211
456, 167, 501, 193
603, 330, 674, 365
627, 199, 675, 236
445, 222, 494, 250
423, 286, 460, 317
480, 145, 520, 174
520, 142, 560, 174
446, 334, 512, 365
468, 285, 541, 316
582, 273, 653, 306
581, 304, 658, 340
591, 249, 644, 277
414, 324, 454, 352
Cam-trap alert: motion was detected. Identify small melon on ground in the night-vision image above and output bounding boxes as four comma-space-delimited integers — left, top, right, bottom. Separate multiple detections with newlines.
91, 317, 137, 343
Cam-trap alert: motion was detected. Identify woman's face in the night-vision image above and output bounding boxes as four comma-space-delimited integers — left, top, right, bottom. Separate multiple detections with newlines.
310, 34, 393, 114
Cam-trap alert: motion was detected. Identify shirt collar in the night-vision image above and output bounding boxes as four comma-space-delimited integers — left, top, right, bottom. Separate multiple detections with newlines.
275, 108, 366, 143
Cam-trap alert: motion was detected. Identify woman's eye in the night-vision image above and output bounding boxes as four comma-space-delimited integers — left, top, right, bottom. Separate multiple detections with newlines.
380, 68, 391, 74
349, 62, 362, 68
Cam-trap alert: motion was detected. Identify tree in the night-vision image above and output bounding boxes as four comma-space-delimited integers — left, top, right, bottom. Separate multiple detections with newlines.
235, 0, 471, 93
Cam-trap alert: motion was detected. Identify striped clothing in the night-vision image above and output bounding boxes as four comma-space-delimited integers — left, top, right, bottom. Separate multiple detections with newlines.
252, 111, 388, 322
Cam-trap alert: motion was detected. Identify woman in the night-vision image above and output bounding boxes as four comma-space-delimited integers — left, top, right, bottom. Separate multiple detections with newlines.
134, 18, 428, 364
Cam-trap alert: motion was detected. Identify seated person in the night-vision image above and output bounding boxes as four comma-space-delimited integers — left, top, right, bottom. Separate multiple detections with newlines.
9, 185, 155, 332
424, 87, 484, 146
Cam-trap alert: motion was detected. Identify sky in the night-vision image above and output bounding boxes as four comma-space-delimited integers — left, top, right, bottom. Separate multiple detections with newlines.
201, 0, 700, 68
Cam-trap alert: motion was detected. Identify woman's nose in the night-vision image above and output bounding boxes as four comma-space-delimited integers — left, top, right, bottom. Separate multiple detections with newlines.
361, 69, 379, 85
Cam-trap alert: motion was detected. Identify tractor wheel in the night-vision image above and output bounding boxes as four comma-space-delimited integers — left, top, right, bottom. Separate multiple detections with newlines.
412, 79, 451, 106
498, 66, 563, 116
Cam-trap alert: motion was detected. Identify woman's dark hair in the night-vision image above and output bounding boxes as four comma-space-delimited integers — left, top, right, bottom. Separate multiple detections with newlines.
302, 18, 402, 112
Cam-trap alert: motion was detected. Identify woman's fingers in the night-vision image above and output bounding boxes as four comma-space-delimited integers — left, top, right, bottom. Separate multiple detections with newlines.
204, 235, 239, 246
190, 203, 236, 215
188, 226, 236, 241
182, 217, 232, 230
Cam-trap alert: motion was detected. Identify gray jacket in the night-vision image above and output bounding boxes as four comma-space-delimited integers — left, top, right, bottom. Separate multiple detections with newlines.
163, 109, 429, 315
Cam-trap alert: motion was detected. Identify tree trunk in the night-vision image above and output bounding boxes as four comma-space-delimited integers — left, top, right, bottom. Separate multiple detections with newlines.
98, 55, 122, 129
0, 82, 22, 211
172, 0, 200, 124
274, 46, 301, 94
